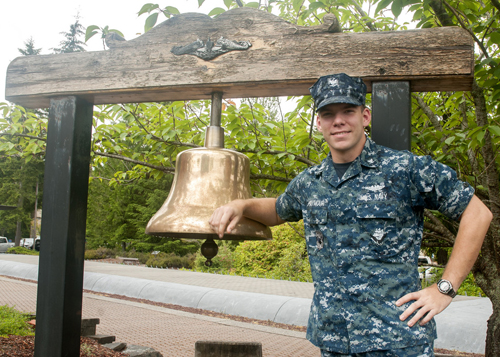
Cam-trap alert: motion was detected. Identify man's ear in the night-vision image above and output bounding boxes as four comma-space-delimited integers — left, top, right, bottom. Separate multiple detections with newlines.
362, 107, 372, 128
316, 114, 322, 130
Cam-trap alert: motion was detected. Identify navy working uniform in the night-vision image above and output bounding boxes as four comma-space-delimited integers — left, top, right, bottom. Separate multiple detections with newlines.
275, 136, 474, 354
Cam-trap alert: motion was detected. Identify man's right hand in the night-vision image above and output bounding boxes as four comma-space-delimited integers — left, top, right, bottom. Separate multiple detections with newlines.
209, 198, 284, 238
209, 200, 245, 238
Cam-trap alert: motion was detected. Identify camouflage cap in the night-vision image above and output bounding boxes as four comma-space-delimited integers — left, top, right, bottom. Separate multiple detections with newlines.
309, 73, 367, 110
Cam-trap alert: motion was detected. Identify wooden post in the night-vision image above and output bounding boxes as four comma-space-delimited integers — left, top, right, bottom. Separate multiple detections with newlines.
34, 96, 93, 357
371, 81, 412, 151
195, 341, 263, 357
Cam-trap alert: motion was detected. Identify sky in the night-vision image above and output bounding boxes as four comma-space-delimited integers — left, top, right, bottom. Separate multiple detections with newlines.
0, 0, 223, 103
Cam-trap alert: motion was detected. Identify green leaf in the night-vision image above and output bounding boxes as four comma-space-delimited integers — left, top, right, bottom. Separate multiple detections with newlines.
477, 130, 485, 143
488, 126, 500, 136
444, 136, 455, 145
246, 2, 260, 8
224, 0, 233, 9
108, 29, 125, 38
292, 0, 303, 12
375, 0, 393, 15
138, 3, 159, 16
85, 25, 100, 42
198, 0, 205, 7
309, 1, 326, 10
391, 0, 403, 18
483, 78, 498, 88
492, 89, 500, 102
145, 13, 159, 32
208, 7, 226, 16
489, 32, 500, 46
165, 6, 180, 15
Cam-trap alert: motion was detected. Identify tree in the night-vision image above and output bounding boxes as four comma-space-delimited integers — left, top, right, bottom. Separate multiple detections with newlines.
18, 37, 42, 56
86, 157, 198, 254
51, 15, 86, 53
0, 157, 44, 244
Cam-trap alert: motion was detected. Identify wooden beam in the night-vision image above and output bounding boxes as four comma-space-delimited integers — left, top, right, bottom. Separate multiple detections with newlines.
6, 8, 474, 109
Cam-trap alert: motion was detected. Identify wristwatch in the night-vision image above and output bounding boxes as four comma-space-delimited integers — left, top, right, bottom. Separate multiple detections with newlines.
437, 279, 457, 298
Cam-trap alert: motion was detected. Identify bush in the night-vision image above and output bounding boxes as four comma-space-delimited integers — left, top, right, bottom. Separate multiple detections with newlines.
129, 239, 200, 256
146, 252, 195, 269
6, 247, 39, 256
458, 272, 486, 297
193, 240, 237, 272
84, 247, 117, 260
231, 222, 311, 281
0, 305, 35, 337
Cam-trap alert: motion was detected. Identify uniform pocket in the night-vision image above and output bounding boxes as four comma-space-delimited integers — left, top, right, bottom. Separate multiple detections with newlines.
357, 200, 400, 257
304, 207, 329, 255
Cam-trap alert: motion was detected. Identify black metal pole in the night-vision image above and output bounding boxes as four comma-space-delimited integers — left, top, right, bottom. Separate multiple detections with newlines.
371, 81, 411, 151
34, 96, 93, 357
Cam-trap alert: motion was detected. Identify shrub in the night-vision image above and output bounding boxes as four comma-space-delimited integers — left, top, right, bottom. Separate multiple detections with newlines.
6, 247, 39, 256
129, 239, 199, 256
193, 240, 236, 272
84, 247, 116, 260
0, 305, 35, 337
146, 252, 195, 269
227, 222, 312, 281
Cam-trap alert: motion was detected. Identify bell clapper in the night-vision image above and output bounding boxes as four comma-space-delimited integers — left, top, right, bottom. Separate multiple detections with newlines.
201, 238, 219, 267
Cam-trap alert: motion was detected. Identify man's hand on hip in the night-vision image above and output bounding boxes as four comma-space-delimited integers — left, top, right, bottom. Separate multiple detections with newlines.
395, 284, 453, 327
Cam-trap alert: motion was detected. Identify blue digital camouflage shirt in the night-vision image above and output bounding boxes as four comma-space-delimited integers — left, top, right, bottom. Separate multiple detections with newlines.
275, 136, 474, 354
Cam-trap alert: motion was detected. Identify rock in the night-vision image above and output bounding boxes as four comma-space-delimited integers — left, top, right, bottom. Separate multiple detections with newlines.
86, 334, 116, 344
122, 344, 163, 357
103, 342, 127, 351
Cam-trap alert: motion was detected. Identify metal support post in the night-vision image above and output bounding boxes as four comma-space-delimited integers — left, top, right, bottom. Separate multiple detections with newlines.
371, 82, 411, 151
34, 96, 93, 357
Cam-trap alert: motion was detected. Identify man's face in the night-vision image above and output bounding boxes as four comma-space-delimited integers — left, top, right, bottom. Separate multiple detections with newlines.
316, 103, 371, 163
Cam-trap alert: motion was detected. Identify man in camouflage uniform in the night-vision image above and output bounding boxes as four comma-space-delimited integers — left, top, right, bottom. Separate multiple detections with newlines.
209, 73, 492, 357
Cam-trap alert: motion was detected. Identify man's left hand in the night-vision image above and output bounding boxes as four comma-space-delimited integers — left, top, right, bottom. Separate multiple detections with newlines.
395, 284, 453, 327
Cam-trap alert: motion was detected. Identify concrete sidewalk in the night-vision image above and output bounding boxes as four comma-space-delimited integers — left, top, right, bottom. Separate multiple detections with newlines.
0, 254, 492, 355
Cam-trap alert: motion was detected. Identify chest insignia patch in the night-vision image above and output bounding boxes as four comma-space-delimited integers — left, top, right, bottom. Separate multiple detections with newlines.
315, 230, 324, 250
371, 228, 386, 244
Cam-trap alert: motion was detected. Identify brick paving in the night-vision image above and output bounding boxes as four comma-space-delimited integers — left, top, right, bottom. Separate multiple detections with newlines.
0, 276, 320, 357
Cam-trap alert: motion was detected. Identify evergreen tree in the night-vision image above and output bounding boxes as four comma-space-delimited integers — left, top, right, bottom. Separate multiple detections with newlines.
18, 37, 42, 56
52, 16, 86, 54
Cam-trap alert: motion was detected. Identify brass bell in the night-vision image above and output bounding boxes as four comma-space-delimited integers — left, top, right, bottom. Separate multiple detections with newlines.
145, 92, 272, 264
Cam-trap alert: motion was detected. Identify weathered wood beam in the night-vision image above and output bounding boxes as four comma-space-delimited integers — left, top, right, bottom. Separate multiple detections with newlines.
6, 8, 474, 109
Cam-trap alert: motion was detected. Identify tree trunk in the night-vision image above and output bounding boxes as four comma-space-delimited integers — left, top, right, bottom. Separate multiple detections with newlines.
485, 296, 500, 357
471, 80, 500, 357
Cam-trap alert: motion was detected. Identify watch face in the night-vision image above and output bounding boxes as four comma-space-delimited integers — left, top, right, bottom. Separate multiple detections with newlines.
439, 280, 451, 293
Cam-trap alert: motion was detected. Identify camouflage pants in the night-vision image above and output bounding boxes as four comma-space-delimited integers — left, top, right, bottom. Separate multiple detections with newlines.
320, 341, 434, 357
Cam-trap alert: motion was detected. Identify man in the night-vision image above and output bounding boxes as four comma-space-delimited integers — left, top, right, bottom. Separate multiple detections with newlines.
209, 73, 492, 357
